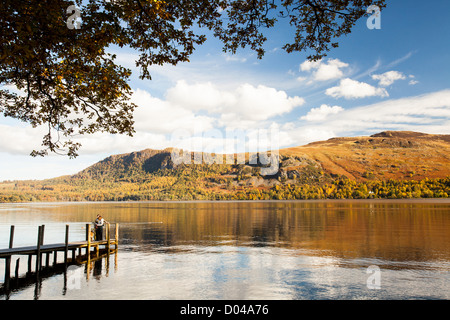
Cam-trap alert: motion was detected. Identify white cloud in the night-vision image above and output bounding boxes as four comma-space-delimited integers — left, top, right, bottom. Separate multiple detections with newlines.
326, 89, 450, 133
132, 88, 216, 134
166, 80, 305, 128
1, 84, 26, 97
372, 71, 406, 86
0, 121, 174, 157
0, 123, 45, 155
109, 51, 140, 70
385, 51, 415, 69
75, 131, 172, 155
284, 89, 450, 146
300, 59, 321, 72
0, 152, 102, 181
166, 80, 233, 113
301, 104, 344, 122
0, 81, 305, 158
300, 58, 349, 82
325, 78, 389, 99
225, 83, 305, 122
409, 75, 419, 85
223, 54, 248, 63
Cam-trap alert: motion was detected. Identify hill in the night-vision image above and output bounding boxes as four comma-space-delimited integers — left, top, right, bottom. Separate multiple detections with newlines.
280, 131, 450, 181
1, 131, 449, 202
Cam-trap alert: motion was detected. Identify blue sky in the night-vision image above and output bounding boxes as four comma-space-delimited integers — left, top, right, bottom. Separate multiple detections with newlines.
1, 0, 450, 181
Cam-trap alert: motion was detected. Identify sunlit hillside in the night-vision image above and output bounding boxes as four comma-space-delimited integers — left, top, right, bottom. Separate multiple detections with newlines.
1, 131, 449, 202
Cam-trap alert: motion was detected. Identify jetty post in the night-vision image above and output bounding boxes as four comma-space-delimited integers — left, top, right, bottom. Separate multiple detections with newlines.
4, 226, 15, 291
14, 258, 19, 284
106, 222, 110, 253
86, 223, 91, 259
35, 225, 44, 275
115, 223, 119, 246
65, 225, 69, 267
9, 226, 14, 248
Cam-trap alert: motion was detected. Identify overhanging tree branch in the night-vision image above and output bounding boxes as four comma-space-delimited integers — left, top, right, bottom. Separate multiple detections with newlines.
0, 0, 386, 157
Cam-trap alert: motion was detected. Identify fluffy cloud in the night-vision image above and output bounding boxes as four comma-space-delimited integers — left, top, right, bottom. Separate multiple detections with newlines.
325, 78, 389, 99
132, 88, 216, 134
372, 71, 406, 86
0, 81, 305, 157
166, 80, 305, 127
89, 89, 450, 154
223, 83, 305, 122
301, 104, 344, 122
300, 58, 349, 82
0, 123, 45, 155
166, 80, 232, 113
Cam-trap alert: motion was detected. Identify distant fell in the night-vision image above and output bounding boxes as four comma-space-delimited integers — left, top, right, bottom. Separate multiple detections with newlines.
280, 131, 450, 181
1, 131, 449, 202
76, 130, 450, 182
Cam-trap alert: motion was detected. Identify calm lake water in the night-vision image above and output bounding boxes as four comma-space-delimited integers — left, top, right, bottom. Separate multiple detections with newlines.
0, 200, 449, 300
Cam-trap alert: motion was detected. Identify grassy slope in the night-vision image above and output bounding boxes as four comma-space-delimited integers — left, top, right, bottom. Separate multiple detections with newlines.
280, 131, 450, 181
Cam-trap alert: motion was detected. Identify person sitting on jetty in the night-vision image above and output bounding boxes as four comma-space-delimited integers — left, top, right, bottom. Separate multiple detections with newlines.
94, 215, 105, 241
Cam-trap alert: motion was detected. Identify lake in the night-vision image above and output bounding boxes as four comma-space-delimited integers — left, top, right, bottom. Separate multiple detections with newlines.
0, 200, 449, 300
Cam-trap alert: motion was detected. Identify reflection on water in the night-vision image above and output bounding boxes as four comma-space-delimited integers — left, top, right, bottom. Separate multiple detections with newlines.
1, 252, 118, 300
1, 200, 449, 299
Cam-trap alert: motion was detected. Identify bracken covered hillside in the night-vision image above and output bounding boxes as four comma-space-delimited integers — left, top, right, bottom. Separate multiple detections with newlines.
1, 131, 449, 202
279, 131, 450, 181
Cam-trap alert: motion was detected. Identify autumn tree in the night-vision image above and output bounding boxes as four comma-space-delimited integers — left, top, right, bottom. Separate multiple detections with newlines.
0, 0, 385, 157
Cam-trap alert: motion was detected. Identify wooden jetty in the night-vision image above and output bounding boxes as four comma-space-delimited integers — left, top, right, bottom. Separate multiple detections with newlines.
0, 223, 119, 293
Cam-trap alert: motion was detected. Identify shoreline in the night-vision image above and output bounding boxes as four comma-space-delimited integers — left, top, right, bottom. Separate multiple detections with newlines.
1, 198, 449, 206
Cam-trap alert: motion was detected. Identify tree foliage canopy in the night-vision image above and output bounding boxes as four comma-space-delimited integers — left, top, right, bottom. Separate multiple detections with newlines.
0, 0, 385, 157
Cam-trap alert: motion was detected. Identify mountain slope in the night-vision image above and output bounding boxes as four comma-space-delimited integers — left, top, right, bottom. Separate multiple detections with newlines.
1, 131, 449, 202
279, 131, 450, 181
75, 130, 450, 182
